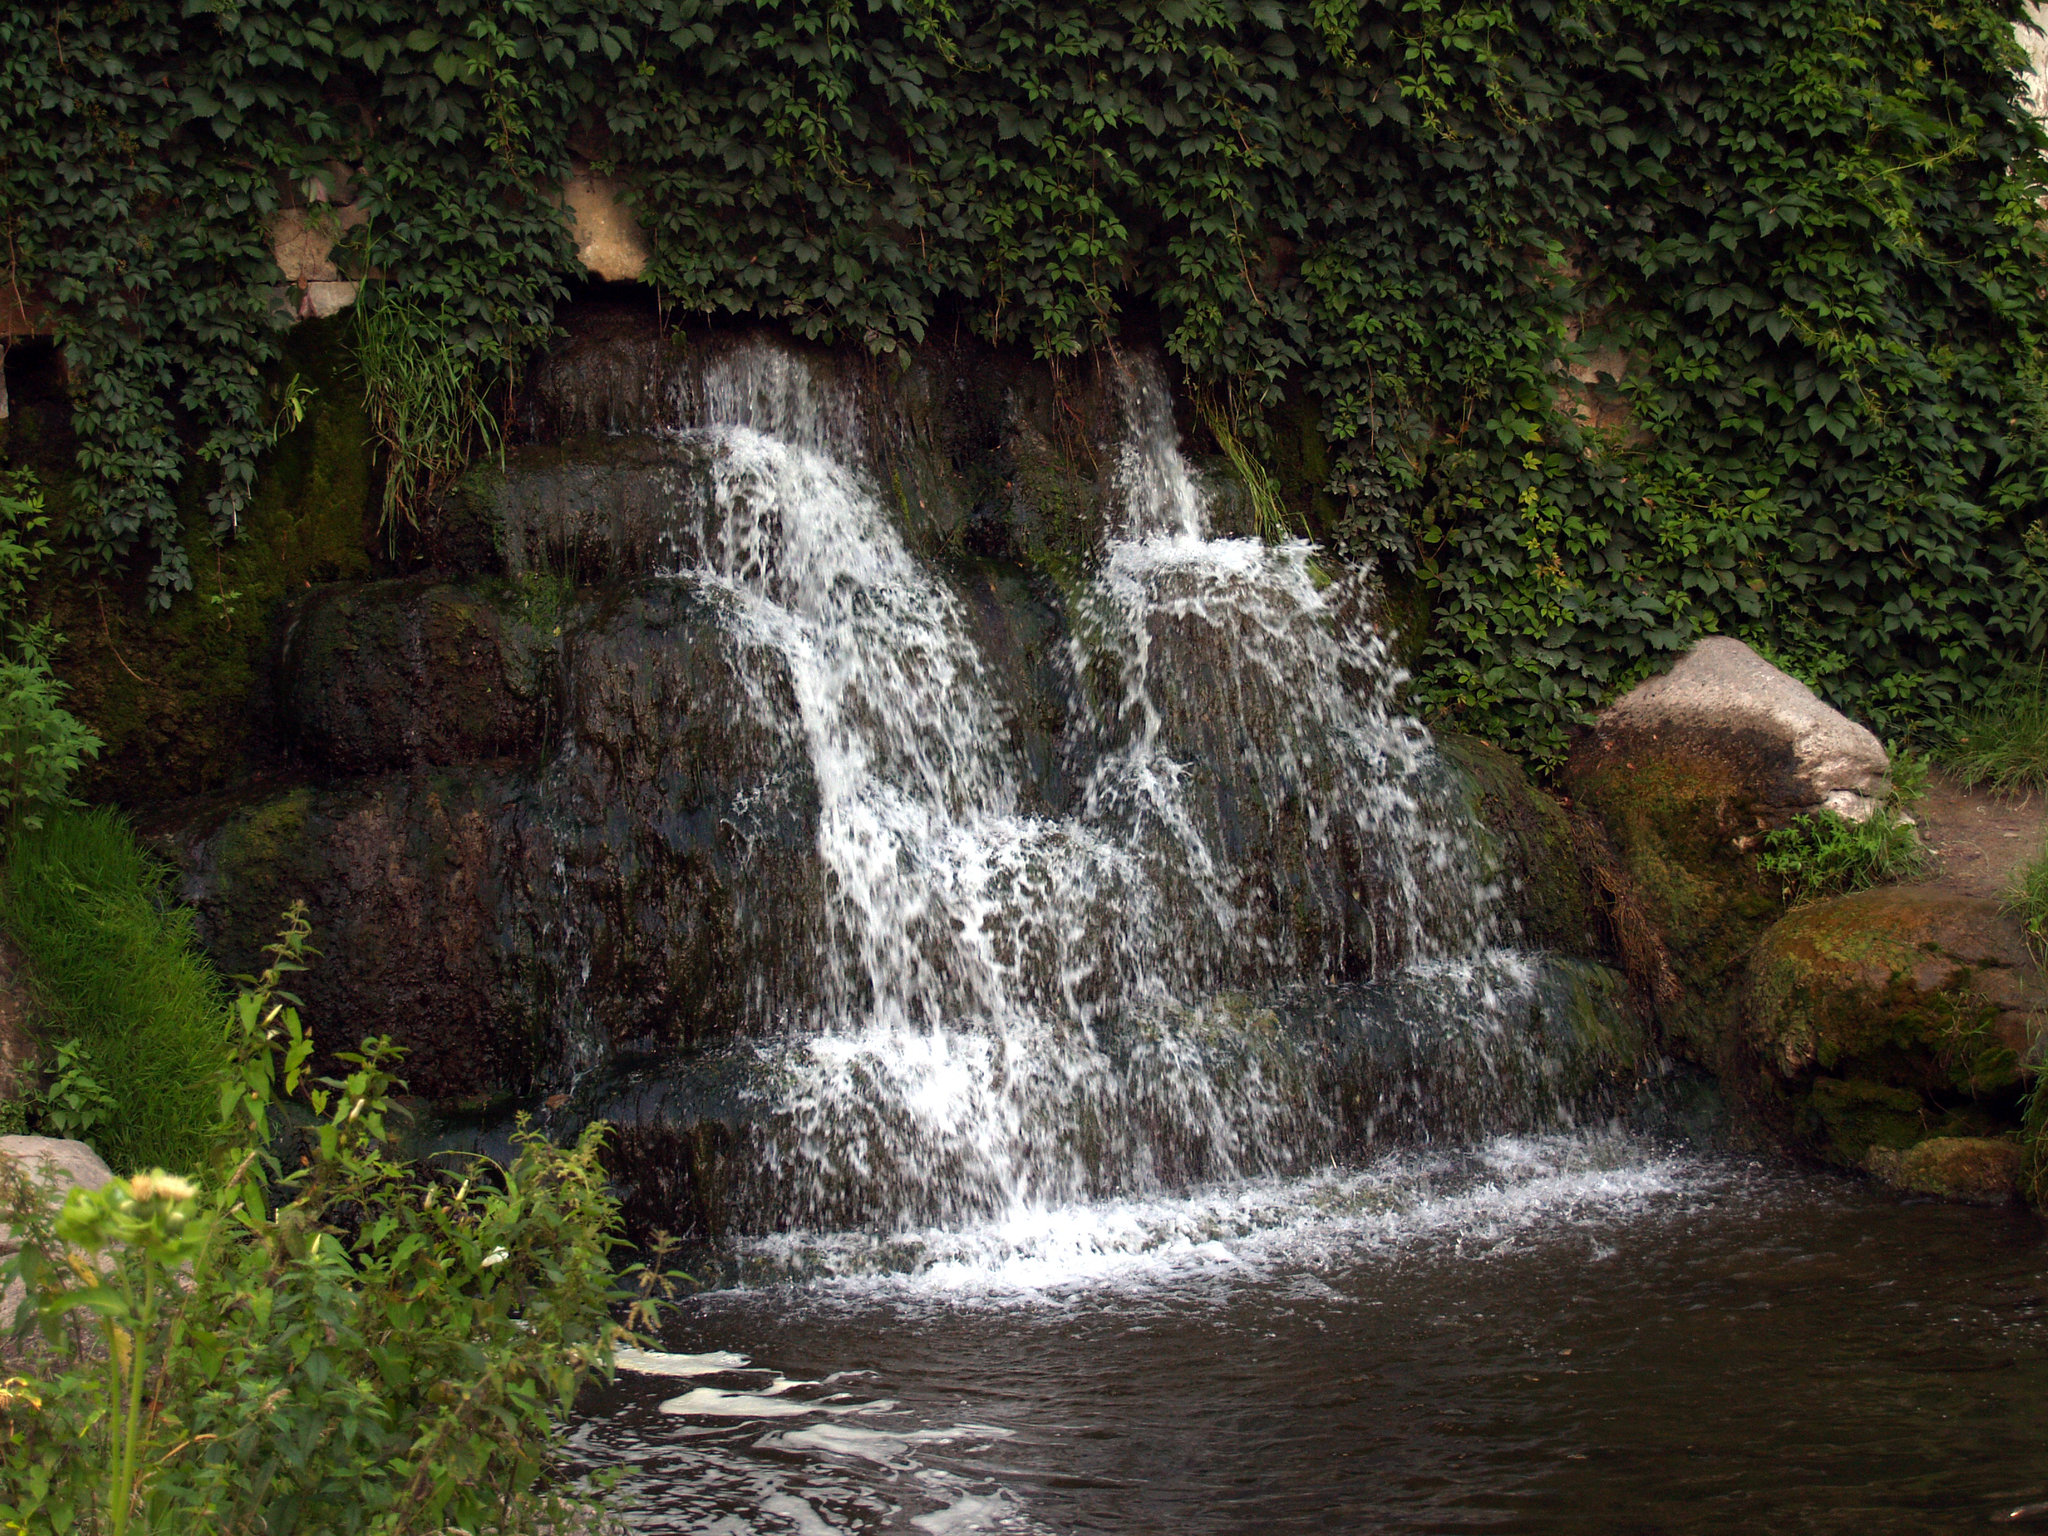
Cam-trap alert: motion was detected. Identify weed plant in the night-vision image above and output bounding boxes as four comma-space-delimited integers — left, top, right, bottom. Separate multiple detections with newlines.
1756, 757, 1929, 904
352, 288, 506, 550
1, 807, 230, 1173
2005, 843, 2048, 961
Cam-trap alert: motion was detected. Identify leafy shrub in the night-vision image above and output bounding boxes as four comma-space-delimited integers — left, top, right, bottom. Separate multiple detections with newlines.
29, 1039, 116, 1144
1943, 683, 2048, 798
1756, 809, 1927, 904
0, 910, 662, 1534
1, 807, 231, 1174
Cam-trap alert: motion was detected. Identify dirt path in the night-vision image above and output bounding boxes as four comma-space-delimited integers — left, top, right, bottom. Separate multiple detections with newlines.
1909, 770, 2048, 900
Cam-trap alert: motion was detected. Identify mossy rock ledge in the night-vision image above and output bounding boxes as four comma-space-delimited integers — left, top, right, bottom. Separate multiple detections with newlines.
1744, 887, 2043, 1172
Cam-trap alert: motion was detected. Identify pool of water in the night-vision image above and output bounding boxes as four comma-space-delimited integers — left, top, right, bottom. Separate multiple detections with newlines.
569, 1132, 2048, 1534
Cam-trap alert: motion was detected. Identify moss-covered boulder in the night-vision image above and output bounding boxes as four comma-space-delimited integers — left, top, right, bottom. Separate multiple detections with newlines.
281, 576, 561, 773
1865, 1136, 2024, 1206
1563, 637, 1896, 1064
1744, 887, 2044, 1165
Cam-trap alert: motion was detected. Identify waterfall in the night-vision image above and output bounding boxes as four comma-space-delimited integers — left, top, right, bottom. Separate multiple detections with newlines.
605, 340, 1535, 1231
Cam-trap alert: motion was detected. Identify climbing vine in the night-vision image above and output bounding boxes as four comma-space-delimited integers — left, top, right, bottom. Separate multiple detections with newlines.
2, 0, 2046, 759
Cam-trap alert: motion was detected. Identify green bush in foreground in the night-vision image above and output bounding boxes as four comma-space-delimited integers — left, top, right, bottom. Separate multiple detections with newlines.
0, 908, 662, 1534
2, 806, 231, 1174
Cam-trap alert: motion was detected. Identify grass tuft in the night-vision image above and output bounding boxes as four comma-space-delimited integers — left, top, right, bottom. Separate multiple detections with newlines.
1943, 689, 2048, 798
2, 805, 230, 1173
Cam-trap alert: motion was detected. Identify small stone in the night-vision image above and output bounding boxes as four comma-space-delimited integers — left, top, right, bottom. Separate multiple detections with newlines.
1865, 1136, 2024, 1205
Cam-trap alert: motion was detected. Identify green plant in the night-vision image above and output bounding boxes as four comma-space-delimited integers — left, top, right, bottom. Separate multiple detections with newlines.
32, 1038, 115, 1144
350, 288, 510, 549
2003, 843, 2048, 961
1943, 683, 2048, 798
0, 471, 100, 829
1756, 807, 1928, 904
1201, 395, 1300, 542
1889, 745, 1933, 809
1, 807, 230, 1174
0, 909, 667, 1534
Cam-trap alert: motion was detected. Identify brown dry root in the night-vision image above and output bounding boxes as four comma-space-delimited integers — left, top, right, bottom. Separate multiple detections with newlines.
1568, 808, 1680, 1014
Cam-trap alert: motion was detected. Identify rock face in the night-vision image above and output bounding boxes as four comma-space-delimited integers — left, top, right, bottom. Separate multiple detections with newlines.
0, 1138, 115, 1352
281, 577, 560, 774
1438, 734, 1602, 960
1745, 886, 2044, 1164
1866, 1136, 2024, 1205
165, 313, 1134, 1102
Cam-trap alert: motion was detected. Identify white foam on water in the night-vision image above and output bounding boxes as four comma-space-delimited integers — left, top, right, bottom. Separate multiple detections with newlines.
618, 1348, 753, 1377
725, 1131, 1700, 1304
660, 1374, 891, 1418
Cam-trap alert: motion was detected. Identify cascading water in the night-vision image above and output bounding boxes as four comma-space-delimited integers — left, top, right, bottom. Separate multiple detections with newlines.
586, 339, 1552, 1236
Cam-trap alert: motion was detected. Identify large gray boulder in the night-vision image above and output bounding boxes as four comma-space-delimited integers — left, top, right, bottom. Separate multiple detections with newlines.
1591, 636, 1891, 822
0, 1136, 113, 1259
1, 1136, 115, 1351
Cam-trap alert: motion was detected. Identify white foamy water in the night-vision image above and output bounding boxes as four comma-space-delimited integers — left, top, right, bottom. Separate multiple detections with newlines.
620, 341, 1534, 1229
721, 1130, 1696, 1303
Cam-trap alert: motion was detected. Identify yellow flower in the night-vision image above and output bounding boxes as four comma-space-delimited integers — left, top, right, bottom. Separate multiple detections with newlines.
127, 1170, 197, 1203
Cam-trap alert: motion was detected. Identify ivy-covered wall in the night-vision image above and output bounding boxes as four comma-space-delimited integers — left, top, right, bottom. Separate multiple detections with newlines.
4, 0, 2048, 767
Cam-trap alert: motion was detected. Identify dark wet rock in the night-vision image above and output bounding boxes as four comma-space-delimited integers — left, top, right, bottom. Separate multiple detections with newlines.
468, 437, 718, 584
281, 576, 560, 773
1866, 1136, 2024, 1205
177, 773, 525, 1100
1745, 887, 2045, 1165
529, 578, 827, 1055
1439, 734, 1600, 959
943, 554, 1075, 812
177, 575, 828, 1100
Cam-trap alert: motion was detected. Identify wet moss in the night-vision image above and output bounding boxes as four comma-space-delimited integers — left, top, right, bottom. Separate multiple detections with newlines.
1746, 888, 2040, 1164
1565, 749, 1787, 1062
1528, 956, 1649, 1101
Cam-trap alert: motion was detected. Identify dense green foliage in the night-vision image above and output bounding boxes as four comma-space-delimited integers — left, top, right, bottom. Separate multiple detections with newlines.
4, 1, 2048, 753
0, 911, 645, 1533
1, 807, 231, 1174
1755, 806, 1927, 902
